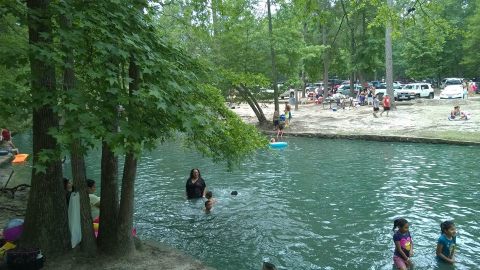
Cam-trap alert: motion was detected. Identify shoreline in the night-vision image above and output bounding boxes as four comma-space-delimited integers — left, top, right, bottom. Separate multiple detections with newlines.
0, 189, 215, 270
262, 130, 480, 146
233, 97, 480, 145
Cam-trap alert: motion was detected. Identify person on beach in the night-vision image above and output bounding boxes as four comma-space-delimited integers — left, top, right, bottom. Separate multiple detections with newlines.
272, 110, 279, 131
277, 114, 286, 139
284, 103, 291, 126
359, 90, 366, 105
392, 218, 413, 270
449, 106, 468, 120
381, 94, 391, 116
367, 88, 374, 105
373, 95, 380, 118
87, 179, 100, 220
436, 220, 456, 264
185, 168, 206, 199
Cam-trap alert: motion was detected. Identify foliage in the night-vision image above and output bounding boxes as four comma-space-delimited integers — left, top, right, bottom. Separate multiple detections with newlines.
0, 4, 30, 131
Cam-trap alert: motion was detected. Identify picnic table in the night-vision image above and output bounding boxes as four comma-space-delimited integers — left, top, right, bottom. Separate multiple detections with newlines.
320, 96, 357, 109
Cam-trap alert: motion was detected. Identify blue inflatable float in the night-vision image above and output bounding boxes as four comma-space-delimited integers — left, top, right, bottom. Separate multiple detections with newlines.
269, 142, 288, 149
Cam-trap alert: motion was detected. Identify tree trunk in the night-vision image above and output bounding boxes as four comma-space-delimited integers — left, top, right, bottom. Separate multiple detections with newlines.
114, 56, 141, 255
116, 153, 138, 255
237, 86, 268, 124
211, 0, 219, 36
60, 12, 97, 255
385, 0, 395, 107
267, 0, 279, 112
97, 141, 119, 253
21, 0, 70, 256
322, 24, 329, 94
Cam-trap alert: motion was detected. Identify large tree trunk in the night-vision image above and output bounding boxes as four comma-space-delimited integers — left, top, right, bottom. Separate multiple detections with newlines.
21, 0, 70, 256
236, 86, 268, 124
385, 0, 395, 107
320, 1, 329, 94
60, 12, 97, 255
322, 24, 330, 97
267, 0, 279, 112
340, 0, 356, 95
114, 57, 141, 255
116, 153, 138, 255
97, 141, 119, 253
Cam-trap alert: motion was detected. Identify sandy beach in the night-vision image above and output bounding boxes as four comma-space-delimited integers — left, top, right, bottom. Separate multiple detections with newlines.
233, 97, 480, 144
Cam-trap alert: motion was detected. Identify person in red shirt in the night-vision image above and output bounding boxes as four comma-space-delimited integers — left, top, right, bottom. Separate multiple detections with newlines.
381, 94, 391, 116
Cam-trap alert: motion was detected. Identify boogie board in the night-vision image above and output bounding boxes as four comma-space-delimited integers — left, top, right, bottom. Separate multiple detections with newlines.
12, 154, 29, 164
269, 142, 288, 149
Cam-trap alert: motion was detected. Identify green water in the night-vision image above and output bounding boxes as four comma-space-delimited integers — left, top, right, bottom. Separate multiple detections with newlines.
10, 134, 480, 269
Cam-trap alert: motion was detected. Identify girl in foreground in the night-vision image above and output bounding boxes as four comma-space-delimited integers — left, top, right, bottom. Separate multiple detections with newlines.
392, 218, 413, 269
436, 220, 456, 264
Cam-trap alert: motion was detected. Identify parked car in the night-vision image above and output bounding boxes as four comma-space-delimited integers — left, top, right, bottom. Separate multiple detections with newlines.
313, 82, 324, 88
305, 86, 316, 93
395, 87, 416, 101
370, 81, 382, 88
373, 83, 400, 97
401, 83, 435, 98
441, 78, 463, 89
336, 84, 362, 96
440, 85, 464, 99
260, 88, 274, 93
280, 89, 303, 99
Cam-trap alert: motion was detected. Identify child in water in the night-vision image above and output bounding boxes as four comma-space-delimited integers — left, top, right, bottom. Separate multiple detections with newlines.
392, 218, 413, 270
436, 220, 456, 264
204, 200, 213, 213
205, 191, 216, 204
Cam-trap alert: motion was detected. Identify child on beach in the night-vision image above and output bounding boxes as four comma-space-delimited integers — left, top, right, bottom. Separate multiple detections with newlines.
373, 95, 380, 118
392, 218, 413, 270
277, 114, 286, 139
381, 94, 391, 116
436, 221, 456, 264
449, 106, 469, 120
367, 88, 374, 105
272, 110, 279, 131
284, 103, 291, 126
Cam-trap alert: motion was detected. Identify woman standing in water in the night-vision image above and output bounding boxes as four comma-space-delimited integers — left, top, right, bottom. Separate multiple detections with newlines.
185, 168, 206, 199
